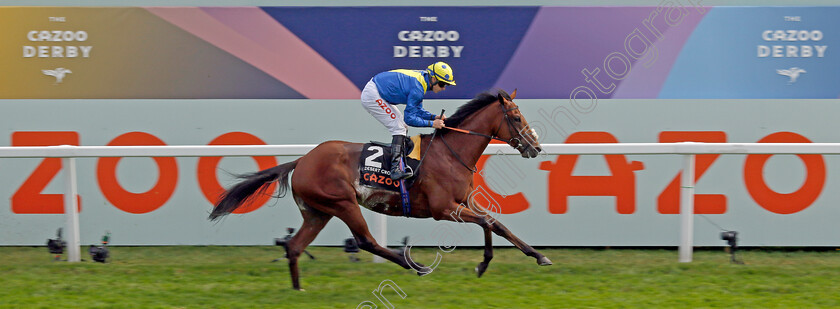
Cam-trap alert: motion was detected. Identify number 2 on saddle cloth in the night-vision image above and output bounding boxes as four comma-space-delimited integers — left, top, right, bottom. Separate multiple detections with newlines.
359, 137, 421, 216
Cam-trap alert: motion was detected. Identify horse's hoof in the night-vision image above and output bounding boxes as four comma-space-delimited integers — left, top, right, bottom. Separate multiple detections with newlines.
475, 262, 489, 278
537, 256, 553, 266
416, 266, 433, 276
411, 263, 433, 276
293, 287, 306, 292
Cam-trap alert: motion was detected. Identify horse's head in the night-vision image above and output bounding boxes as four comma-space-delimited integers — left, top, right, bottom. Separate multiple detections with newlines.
495, 89, 542, 158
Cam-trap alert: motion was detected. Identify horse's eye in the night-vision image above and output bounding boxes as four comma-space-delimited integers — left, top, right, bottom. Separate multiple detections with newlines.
514, 117, 522, 122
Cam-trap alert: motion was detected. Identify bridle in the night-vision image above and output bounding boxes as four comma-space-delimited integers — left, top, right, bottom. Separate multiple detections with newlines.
438, 99, 532, 173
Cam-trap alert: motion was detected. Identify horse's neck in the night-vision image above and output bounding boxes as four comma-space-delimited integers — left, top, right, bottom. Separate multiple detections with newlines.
439, 110, 497, 168
439, 130, 490, 168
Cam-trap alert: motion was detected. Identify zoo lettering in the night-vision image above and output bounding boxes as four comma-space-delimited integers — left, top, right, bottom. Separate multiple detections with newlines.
362, 172, 401, 188
9, 130, 825, 216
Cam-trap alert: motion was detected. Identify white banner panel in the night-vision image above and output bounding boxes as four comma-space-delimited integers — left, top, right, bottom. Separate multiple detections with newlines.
1, 99, 838, 247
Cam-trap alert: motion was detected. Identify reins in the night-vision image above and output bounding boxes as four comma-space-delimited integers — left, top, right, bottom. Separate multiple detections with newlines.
438, 133, 478, 173
413, 130, 437, 174
443, 126, 510, 144
442, 103, 521, 146
415, 101, 529, 175
412, 109, 445, 174
413, 108, 481, 174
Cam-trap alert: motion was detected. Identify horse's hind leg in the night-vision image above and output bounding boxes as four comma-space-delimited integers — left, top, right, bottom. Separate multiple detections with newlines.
331, 200, 427, 274
286, 200, 332, 291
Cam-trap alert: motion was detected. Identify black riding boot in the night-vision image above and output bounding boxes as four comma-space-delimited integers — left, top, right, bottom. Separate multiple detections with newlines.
390, 135, 413, 180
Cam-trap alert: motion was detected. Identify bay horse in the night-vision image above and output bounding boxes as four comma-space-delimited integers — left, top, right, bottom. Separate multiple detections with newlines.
209, 89, 552, 290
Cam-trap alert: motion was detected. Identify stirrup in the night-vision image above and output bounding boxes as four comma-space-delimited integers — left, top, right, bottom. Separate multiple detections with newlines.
390, 157, 413, 180
390, 167, 413, 180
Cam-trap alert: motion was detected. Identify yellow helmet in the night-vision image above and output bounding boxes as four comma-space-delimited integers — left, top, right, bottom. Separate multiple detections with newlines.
427, 62, 456, 86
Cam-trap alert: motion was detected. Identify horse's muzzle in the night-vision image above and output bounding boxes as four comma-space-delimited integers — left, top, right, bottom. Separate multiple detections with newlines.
512, 138, 541, 158
518, 144, 540, 158
523, 148, 539, 158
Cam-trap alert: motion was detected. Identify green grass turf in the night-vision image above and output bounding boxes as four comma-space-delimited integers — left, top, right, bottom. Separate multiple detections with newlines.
2, 246, 840, 308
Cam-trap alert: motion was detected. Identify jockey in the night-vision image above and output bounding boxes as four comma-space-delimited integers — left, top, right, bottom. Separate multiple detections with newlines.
361, 61, 456, 180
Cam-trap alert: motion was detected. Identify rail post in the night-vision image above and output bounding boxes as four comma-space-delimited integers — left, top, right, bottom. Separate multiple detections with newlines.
62, 154, 81, 262
373, 214, 387, 263
679, 153, 696, 262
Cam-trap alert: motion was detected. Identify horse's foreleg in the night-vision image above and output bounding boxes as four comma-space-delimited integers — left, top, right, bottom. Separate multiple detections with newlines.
286, 207, 332, 291
447, 205, 552, 267
475, 226, 493, 277
489, 219, 552, 266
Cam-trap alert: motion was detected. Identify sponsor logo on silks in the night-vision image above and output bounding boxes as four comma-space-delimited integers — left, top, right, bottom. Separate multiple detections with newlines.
777, 67, 806, 84
42, 68, 72, 84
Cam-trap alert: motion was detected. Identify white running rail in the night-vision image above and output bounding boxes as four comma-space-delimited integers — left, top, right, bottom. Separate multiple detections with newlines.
3, 142, 839, 262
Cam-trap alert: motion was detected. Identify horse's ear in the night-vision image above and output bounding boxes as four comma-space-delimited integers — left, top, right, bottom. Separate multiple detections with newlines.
511, 89, 517, 100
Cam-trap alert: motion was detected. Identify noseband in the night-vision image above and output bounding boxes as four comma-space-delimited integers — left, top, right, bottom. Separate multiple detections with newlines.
497, 103, 530, 153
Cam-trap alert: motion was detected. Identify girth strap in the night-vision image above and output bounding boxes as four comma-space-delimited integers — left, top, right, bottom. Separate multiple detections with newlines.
398, 157, 411, 217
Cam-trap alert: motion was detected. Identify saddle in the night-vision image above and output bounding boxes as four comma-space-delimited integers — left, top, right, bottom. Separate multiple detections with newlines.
359, 135, 422, 192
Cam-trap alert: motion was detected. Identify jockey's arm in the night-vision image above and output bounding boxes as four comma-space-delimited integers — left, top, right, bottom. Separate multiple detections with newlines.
403, 90, 436, 127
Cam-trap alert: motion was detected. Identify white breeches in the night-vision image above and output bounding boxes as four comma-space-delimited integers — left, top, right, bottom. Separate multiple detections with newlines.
361, 80, 407, 136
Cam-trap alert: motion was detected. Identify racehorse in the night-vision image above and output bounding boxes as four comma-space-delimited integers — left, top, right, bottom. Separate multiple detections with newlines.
209, 89, 552, 290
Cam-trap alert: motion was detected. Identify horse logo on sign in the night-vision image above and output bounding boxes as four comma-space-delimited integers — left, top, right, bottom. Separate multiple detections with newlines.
42, 68, 72, 84
777, 67, 806, 84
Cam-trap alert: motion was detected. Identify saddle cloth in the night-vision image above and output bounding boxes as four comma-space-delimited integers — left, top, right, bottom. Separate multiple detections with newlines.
359, 135, 422, 191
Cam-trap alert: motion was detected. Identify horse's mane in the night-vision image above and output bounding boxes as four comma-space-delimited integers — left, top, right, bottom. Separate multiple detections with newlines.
443, 89, 511, 128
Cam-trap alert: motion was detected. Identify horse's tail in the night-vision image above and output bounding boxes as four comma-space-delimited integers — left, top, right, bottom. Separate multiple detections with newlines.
208, 159, 299, 221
